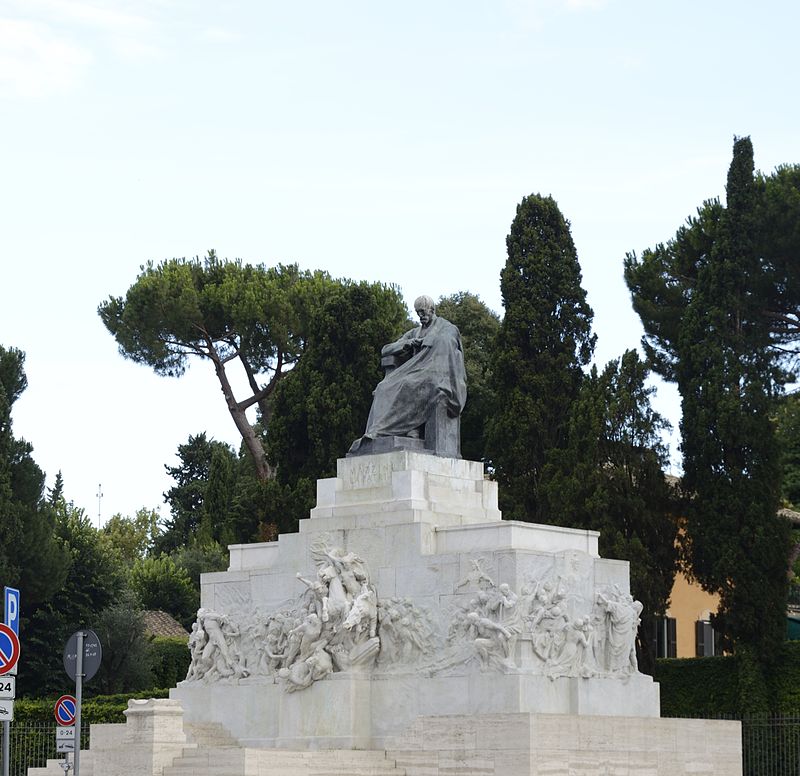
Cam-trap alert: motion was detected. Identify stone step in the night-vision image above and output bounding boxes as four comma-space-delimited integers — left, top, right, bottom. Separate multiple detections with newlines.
27, 756, 94, 776
163, 744, 246, 774
185, 720, 240, 747
163, 746, 405, 776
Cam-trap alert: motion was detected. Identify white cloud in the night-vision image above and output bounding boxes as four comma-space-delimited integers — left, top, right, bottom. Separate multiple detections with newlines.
0, 18, 92, 98
11, 0, 153, 31
0, 0, 170, 90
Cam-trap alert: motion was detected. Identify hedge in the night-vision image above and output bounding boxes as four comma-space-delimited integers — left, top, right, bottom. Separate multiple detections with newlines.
149, 635, 190, 690
656, 641, 800, 717
14, 689, 172, 724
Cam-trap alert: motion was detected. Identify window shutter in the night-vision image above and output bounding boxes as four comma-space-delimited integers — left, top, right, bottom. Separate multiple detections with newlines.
649, 617, 658, 658
667, 617, 677, 658
695, 620, 704, 656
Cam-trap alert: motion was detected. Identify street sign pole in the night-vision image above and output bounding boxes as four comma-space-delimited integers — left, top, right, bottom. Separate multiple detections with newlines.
2, 718, 8, 776
2, 587, 19, 776
61, 627, 100, 776
74, 631, 83, 776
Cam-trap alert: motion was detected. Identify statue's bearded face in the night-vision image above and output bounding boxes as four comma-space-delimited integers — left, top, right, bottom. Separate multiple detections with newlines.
416, 304, 434, 326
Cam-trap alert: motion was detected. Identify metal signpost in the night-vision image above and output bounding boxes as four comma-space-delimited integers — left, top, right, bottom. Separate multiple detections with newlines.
2, 587, 20, 776
54, 694, 77, 771
62, 630, 102, 776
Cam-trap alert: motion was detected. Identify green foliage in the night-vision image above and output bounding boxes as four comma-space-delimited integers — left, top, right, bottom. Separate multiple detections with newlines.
92, 590, 154, 695
545, 350, 679, 673
435, 292, 500, 462
736, 645, 771, 714
156, 433, 239, 552
98, 253, 321, 380
775, 641, 800, 711
102, 258, 410, 538
19, 501, 126, 697
47, 470, 64, 505
226, 458, 281, 540
130, 555, 197, 628
656, 642, 800, 717
486, 194, 596, 522
0, 346, 70, 610
266, 280, 408, 529
98, 254, 335, 479
625, 138, 795, 664
655, 655, 741, 717
148, 636, 190, 689
14, 689, 171, 724
199, 445, 237, 545
101, 508, 161, 567
776, 392, 800, 509
170, 540, 229, 591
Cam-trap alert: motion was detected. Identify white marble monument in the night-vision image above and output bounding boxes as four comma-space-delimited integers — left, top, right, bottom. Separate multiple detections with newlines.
171, 449, 661, 750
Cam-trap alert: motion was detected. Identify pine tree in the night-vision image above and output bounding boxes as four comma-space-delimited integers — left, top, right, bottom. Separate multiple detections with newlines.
486, 194, 595, 522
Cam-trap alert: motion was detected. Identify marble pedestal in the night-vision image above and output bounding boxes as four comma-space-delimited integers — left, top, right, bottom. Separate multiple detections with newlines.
28, 700, 742, 776
172, 450, 661, 749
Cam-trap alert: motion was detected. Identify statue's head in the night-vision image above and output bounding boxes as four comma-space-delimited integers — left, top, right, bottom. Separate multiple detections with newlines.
414, 295, 436, 326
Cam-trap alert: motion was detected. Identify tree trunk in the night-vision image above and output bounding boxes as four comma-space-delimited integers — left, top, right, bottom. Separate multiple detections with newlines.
209, 350, 272, 481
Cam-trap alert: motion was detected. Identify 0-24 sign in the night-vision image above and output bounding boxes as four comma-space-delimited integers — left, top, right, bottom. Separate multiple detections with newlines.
0, 677, 14, 699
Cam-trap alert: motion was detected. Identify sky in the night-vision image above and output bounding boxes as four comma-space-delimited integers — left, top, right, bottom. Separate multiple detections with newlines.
1, 0, 798, 526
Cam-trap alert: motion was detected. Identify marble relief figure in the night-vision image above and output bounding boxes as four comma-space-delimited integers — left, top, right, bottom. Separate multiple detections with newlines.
184, 540, 380, 691
595, 587, 642, 675
183, 545, 645, 691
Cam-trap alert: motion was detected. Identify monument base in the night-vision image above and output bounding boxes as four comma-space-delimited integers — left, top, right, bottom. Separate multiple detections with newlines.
172, 670, 659, 750
387, 711, 742, 776
28, 700, 743, 776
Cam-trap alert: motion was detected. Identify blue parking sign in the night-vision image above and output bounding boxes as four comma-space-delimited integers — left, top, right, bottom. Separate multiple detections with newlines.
4, 588, 19, 636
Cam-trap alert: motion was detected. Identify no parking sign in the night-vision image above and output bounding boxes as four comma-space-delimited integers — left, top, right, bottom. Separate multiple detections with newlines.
54, 695, 77, 726
0, 624, 20, 677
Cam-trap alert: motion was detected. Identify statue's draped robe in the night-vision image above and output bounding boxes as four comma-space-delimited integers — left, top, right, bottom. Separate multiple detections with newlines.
361, 316, 467, 440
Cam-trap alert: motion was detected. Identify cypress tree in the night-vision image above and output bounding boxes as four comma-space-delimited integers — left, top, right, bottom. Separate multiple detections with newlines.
678, 138, 789, 672
486, 194, 595, 522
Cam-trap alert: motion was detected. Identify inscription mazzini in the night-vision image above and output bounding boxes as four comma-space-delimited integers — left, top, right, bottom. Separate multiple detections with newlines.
346, 459, 392, 489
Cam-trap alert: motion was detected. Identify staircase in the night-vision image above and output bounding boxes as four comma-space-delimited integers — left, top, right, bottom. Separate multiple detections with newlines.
163, 746, 405, 776
159, 721, 405, 776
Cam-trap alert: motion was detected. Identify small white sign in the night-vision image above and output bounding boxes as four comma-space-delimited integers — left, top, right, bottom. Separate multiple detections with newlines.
0, 677, 14, 699
56, 727, 75, 740
0, 699, 13, 721
56, 739, 75, 753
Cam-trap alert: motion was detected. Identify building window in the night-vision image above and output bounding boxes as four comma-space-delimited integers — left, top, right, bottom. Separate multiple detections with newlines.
652, 617, 677, 658
695, 619, 720, 656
